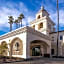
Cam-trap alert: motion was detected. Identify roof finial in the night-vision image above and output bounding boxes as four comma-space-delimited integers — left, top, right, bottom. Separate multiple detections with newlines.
41, 6, 44, 10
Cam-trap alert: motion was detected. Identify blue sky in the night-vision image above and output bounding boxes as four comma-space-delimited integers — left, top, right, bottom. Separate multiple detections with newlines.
0, 0, 64, 35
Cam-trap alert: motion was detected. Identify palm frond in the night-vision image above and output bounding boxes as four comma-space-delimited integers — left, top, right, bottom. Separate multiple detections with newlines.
8, 16, 14, 21
19, 13, 24, 19
14, 19, 19, 23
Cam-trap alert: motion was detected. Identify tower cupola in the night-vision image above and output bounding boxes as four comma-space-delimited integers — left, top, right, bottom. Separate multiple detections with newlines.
36, 6, 49, 19
41, 6, 44, 10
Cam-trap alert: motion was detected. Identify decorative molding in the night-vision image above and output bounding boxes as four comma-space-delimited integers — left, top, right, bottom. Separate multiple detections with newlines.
30, 16, 47, 25
0, 26, 51, 41
0, 26, 27, 40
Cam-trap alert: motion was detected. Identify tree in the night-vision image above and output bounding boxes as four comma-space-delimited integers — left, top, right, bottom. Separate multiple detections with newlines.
0, 43, 8, 56
18, 13, 24, 27
8, 16, 14, 31
14, 19, 19, 29
56, 0, 59, 57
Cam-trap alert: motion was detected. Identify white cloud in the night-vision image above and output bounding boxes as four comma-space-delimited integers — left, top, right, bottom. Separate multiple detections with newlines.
19, 2, 28, 13
0, 7, 20, 26
59, 10, 64, 24
50, 9, 64, 28
0, 2, 35, 32
0, 1, 64, 33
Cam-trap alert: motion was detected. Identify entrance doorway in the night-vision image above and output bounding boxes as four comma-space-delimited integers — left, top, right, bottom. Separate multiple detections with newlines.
32, 46, 41, 56
30, 40, 49, 57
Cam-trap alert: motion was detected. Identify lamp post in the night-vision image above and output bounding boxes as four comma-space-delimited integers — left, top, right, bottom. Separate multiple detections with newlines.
56, 0, 59, 57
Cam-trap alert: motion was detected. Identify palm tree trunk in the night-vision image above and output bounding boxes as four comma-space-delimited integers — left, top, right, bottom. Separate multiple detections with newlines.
17, 23, 18, 28
18, 22, 20, 28
10, 23, 12, 31
21, 21, 22, 27
16, 23, 18, 29
56, 0, 59, 56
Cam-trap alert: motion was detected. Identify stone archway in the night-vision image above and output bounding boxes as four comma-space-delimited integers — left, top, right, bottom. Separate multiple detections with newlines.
30, 40, 49, 57
1, 41, 8, 56
10, 37, 23, 56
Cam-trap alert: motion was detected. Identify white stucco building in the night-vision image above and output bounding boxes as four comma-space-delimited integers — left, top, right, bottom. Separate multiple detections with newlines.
0, 6, 64, 59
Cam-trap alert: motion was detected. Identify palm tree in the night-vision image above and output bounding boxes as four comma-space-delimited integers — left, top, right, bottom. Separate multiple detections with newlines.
14, 19, 19, 29
8, 16, 14, 31
56, 0, 59, 56
18, 16, 21, 27
18, 13, 24, 27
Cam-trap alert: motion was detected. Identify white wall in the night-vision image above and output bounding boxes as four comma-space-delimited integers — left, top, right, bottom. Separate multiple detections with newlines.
50, 32, 64, 56
26, 31, 51, 58
0, 32, 27, 58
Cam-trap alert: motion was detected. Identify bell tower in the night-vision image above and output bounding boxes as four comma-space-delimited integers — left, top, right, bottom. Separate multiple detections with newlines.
36, 6, 49, 19
30, 6, 55, 36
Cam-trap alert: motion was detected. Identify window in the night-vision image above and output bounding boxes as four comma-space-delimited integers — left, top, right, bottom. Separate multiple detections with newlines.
37, 15, 40, 19
32, 25, 35, 29
15, 42, 19, 51
51, 49, 54, 55
52, 36, 54, 41
60, 35, 63, 40
38, 23, 43, 30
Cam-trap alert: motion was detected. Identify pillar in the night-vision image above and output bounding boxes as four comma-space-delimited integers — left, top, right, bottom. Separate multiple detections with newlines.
41, 45, 44, 56
47, 46, 51, 54
7, 43, 10, 56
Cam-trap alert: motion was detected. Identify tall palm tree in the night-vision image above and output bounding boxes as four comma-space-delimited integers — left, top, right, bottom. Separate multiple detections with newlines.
14, 19, 19, 29
18, 13, 24, 27
18, 16, 21, 27
56, 0, 59, 56
8, 16, 14, 31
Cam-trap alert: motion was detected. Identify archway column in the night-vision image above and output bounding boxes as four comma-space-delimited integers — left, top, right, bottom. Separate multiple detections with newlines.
7, 44, 10, 56
35, 24, 38, 30
40, 45, 44, 56
47, 46, 51, 54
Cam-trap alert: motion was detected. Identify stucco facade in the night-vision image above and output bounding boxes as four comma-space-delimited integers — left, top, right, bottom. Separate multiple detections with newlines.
0, 26, 51, 59
0, 6, 63, 59
50, 31, 64, 56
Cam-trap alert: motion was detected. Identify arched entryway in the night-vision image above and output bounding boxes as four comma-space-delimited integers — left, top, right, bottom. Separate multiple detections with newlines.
30, 40, 49, 57
32, 45, 41, 56
10, 37, 23, 56
1, 41, 8, 56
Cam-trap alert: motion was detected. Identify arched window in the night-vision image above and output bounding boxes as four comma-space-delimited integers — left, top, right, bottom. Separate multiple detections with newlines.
37, 15, 40, 19
32, 25, 35, 29
11, 37, 23, 55
15, 42, 19, 51
38, 23, 43, 30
